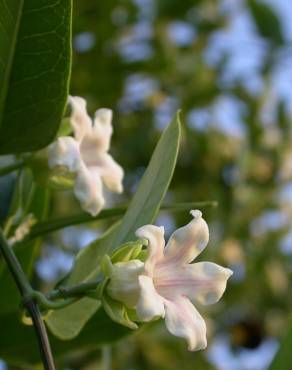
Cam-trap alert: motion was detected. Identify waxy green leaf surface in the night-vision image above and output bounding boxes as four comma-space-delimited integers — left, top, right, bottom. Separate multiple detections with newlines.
0, 0, 72, 154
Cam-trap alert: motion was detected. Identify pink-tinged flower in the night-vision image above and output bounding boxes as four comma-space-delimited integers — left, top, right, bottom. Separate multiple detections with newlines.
108, 210, 232, 351
135, 210, 233, 350
48, 96, 124, 216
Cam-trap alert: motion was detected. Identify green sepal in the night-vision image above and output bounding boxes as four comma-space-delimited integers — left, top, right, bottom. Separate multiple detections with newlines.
111, 239, 147, 264
100, 255, 113, 277
102, 290, 138, 330
27, 150, 51, 188
28, 148, 76, 190
135, 249, 148, 262
49, 167, 76, 190
93, 278, 109, 300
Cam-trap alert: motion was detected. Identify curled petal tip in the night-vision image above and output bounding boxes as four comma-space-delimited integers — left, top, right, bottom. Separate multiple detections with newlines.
225, 268, 233, 277
190, 210, 202, 219
188, 339, 207, 352
95, 108, 113, 124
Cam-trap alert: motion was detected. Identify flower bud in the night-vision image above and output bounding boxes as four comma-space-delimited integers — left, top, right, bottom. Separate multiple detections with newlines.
107, 259, 144, 308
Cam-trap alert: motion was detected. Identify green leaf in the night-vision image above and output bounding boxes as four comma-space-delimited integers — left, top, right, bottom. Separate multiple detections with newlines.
45, 111, 181, 339
0, 309, 132, 366
0, 0, 72, 154
46, 298, 101, 340
108, 111, 181, 248
268, 324, 292, 370
247, 0, 284, 44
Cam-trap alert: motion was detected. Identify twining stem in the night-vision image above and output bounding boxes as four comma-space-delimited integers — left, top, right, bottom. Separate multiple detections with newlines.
22, 280, 103, 311
33, 291, 79, 310
0, 229, 55, 370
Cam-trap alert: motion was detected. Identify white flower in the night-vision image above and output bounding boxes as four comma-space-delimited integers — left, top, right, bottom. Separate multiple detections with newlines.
48, 96, 124, 216
107, 210, 232, 351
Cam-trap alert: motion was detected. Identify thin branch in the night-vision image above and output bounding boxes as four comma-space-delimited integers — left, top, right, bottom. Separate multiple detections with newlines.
0, 161, 24, 177
28, 201, 218, 240
46, 279, 102, 301
25, 300, 56, 370
0, 229, 56, 370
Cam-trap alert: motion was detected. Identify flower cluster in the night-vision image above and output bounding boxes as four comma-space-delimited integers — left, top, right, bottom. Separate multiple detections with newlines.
48, 95, 232, 351
48, 96, 124, 216
107, 210, 232, 351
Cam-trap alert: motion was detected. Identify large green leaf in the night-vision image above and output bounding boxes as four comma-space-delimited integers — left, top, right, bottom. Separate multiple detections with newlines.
268, 324, 292, 370
0, 0, 72, 154
0, 309, 131, 366
45, 298, 101, 341
45, 111, 181, 339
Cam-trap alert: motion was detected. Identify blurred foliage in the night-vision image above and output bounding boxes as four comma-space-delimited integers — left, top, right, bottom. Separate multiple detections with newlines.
1, 0, 292, 369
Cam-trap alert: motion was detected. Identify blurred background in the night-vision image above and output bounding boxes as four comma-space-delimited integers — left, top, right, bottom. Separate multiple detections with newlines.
1, 0, 292, 369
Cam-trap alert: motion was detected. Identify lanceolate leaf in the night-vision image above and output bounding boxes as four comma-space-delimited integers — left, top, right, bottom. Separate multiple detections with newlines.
0, 0, 72, 154
45, 111, 181, 340
108, 110, 182, 248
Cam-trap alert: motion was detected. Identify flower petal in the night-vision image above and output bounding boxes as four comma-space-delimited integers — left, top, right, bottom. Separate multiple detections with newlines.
48, 136, 81, 173
93, 108, 113, 152
79, 133, 104, 168
107, 260, 144, 308
94, 152, 124, 193
164, 296, 207, 351
163, 210, 209, 265
136, 275, 165, 322
68, 96, 92, 141
135, 225, 165, 275
155, 262, 233, 306
74, 164, 105, 216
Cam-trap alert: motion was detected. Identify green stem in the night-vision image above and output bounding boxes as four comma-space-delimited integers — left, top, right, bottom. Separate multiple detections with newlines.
33, 291, 80, 310
0, 161, 24, 177
0, 229, 56, 370
29, 206, 126, 239
28, 201, 217, 240
47, 280, 102, 301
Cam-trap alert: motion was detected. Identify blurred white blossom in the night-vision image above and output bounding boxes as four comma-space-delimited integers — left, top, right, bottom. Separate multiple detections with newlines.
48, 96, 124, 216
